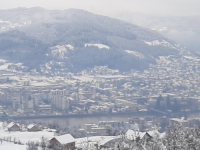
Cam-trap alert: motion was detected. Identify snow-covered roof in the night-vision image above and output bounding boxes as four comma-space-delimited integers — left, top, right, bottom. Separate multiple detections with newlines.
7, 122, 19, 128
76, 136, 118, 148
54, 134, 75, 144
125, 129, 148, 140
27, 124, 36, 129
147, 130, 160, 138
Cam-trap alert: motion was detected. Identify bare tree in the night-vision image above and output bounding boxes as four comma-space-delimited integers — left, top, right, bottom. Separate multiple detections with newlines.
40, 136, 49, 150
27, 141, 39, 150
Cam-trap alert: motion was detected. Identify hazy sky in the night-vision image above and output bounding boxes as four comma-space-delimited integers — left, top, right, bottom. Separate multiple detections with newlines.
1, 0, 200, 16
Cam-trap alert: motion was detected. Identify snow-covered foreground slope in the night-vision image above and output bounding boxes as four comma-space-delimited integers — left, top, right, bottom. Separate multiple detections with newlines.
0, 130, 55, 144
0, 142, 26, 150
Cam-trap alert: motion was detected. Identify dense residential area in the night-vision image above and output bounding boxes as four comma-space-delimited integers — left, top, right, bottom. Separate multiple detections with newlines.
0, 48, 200, 134
1, 50, 200, 118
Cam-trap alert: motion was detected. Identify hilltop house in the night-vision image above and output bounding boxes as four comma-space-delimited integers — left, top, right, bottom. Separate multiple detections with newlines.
49, 134, 76, 150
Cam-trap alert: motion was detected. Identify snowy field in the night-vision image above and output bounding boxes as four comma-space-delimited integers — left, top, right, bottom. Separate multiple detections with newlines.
0, 142, 26, 150
0, 122, 55, 144
0, 130, 55, 144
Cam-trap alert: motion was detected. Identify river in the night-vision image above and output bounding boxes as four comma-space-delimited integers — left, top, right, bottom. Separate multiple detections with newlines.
7, 111, 200, 128
11, 113, 151, 127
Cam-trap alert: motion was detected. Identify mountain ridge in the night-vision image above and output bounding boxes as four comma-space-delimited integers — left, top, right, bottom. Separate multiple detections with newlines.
0, 8, 182, 74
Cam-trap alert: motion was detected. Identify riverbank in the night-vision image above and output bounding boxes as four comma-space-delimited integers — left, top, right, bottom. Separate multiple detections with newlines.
8, 111, 153, 120
3, 109, 198, 120
1, 110, 199, 128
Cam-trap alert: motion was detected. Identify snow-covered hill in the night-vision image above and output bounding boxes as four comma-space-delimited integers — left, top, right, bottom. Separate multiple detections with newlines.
0, 8, 184, 74
113, 12, 200, 52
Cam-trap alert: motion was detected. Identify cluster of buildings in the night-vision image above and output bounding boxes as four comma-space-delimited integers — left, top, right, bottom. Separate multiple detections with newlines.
0, 52, 200, 131
82, 116, 200, 135
6, 122, 40, 132
81, 117, 161, 136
